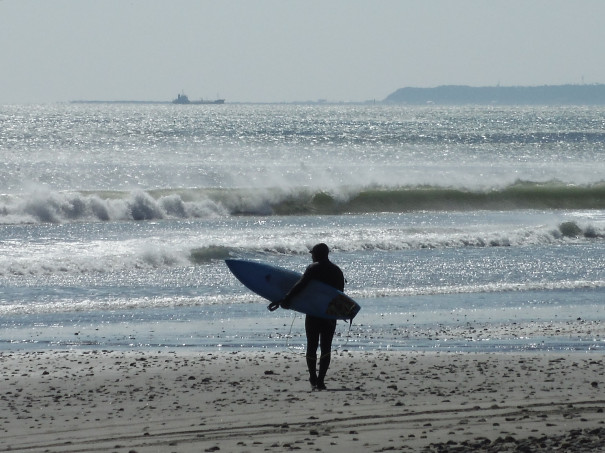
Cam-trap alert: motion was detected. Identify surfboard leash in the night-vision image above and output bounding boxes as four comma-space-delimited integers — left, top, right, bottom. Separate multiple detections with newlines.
285, 312, 301, 355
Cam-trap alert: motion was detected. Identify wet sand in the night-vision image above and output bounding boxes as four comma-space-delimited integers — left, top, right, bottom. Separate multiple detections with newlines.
1, 350, 604, 452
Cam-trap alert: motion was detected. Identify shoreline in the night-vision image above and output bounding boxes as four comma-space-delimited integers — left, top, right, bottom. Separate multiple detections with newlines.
2, 301, 603, 352
2, 350, 603, 452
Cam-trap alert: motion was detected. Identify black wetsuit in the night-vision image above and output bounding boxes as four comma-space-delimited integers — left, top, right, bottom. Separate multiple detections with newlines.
284, 258, 345, 387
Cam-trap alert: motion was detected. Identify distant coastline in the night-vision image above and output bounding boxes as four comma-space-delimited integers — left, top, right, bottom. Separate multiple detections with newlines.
384, 84, 605, 105
70, 83, 605, 105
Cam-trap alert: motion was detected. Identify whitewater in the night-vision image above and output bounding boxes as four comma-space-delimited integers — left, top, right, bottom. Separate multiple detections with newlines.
1, 103, 604, 352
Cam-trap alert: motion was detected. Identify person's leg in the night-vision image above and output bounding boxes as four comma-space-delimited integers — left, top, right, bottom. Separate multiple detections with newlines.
317, 319, 337, 389
305, 316, 320, 387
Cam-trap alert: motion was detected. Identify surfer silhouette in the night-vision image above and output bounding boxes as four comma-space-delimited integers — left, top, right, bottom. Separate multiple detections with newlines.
268, 243, 345, 390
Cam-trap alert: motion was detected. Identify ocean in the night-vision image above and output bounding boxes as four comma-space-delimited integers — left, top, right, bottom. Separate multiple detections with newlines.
1, 103, 604, 353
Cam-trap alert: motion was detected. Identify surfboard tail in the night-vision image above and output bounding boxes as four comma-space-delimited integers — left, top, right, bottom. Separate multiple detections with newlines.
326, 294, 361, 321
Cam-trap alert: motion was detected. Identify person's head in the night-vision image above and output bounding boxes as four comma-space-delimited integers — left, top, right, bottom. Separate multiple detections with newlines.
310, 243, 330, 262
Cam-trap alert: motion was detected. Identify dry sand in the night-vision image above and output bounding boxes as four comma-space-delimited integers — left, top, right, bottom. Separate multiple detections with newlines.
1, 349, 604, 452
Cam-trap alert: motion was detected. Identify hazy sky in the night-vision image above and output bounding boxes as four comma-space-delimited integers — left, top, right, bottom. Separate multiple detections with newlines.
1, 0, 605, 104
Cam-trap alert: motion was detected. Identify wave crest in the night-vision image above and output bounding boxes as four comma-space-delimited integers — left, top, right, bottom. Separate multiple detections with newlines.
2, 180, 605, 224
0, 189, 228, 224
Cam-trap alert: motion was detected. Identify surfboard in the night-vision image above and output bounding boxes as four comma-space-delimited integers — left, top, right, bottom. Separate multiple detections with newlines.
225, 259, 360, 321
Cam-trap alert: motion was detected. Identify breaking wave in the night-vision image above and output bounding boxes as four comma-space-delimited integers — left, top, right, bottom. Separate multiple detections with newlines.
0, 189, 228, 224
1, 180, 605, 225
0, 220, 603, 279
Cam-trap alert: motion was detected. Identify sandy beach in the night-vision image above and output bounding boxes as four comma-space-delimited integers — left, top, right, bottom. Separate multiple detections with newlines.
1, 349, 604, 452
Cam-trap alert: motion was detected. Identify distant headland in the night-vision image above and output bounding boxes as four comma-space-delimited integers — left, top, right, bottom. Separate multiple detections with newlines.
384, 84, 605, 105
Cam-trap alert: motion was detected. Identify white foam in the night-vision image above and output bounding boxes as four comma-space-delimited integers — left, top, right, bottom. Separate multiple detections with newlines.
0, 189, 228, 224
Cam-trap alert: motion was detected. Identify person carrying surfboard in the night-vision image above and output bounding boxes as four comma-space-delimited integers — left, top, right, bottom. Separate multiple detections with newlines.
268, 243, 345, 390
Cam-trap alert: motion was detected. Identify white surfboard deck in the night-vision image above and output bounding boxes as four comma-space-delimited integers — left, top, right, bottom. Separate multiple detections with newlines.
225, 259, 360, 321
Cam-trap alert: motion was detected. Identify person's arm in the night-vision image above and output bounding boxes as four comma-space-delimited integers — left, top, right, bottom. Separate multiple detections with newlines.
267, 266, 314, 311
280, 273, 311, 308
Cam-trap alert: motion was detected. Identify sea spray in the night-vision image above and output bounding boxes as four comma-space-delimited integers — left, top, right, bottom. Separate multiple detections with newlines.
3, 182, 605, 224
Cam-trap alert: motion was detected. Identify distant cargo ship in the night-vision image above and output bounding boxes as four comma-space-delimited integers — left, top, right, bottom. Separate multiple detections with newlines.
172, 93, 225, 105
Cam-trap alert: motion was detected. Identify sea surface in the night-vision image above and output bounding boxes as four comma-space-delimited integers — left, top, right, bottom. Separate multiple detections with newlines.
1, 103, 604, 353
